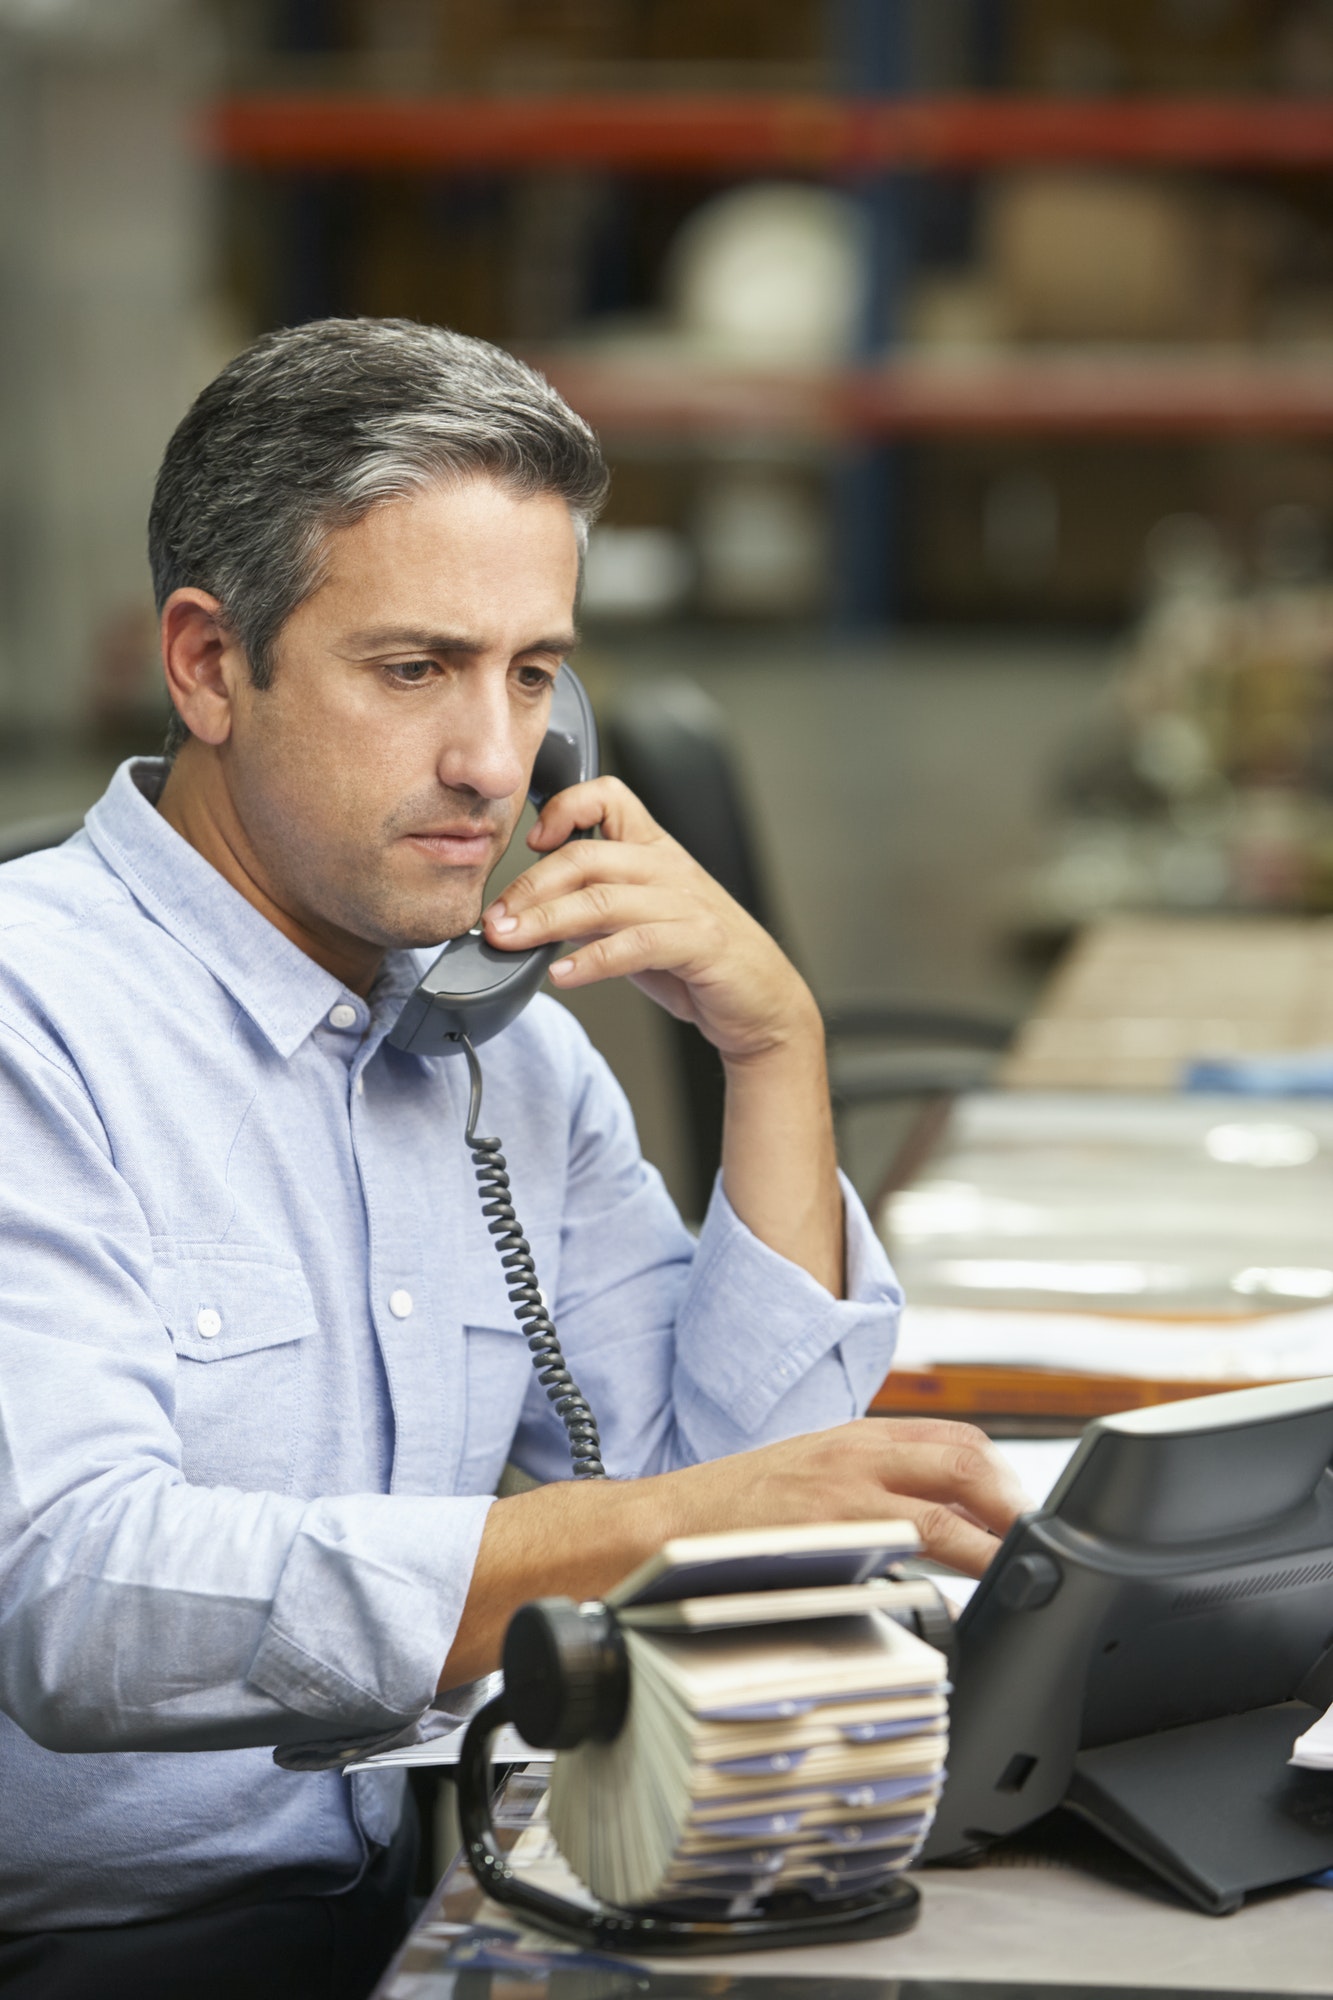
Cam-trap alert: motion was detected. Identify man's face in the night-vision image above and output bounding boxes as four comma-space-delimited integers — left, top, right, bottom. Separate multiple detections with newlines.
220, 474, 580, 956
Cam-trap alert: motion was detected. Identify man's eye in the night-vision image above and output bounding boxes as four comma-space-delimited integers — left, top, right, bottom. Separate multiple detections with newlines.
386, 660, 436, 684
517, 665, 557, 692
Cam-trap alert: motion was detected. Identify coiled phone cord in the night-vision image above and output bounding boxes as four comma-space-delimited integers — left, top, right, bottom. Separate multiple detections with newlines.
458, 1034, 606, 1480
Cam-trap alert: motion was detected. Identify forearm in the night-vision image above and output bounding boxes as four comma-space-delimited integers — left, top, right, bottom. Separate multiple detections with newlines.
439, 1475, 675, 1686
440, 1416, 1030, 1685
720, 988, 844, 1296
441, 1462, 755, 1685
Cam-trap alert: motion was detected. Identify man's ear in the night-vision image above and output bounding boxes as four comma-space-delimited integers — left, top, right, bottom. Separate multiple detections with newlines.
160, 589, 246, 748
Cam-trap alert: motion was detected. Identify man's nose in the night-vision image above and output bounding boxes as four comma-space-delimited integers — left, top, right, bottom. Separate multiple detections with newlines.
436, 678, 528, 802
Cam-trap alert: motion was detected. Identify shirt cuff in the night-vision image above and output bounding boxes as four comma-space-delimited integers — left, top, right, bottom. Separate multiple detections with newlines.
248, 1492, 493, 1740
672, 1171, 903, 1447
273, 1673, 503, 1773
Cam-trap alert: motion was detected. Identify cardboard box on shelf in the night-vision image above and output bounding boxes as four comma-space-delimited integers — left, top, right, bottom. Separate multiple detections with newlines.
906, 438, 1207, 622
347, 0, 631, 86
905, 272, 1015, 353
1012, 0, 1270, 95
348, 0, 825, 88
348, 181, 508, 340
983, 172, 1267, 345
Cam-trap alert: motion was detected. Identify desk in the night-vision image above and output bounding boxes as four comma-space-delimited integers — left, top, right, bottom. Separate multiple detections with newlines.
868, 916, 1333, 1427
998, 915, 1333, 1093
374, 1770, 1333, 1996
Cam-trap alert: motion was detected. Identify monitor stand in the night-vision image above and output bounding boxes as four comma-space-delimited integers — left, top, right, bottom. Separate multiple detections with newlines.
1064, 1700, 1333, 1914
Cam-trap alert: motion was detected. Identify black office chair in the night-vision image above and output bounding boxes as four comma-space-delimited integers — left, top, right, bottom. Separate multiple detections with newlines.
0, 810, 86, 865
606, 679, 1015, 1219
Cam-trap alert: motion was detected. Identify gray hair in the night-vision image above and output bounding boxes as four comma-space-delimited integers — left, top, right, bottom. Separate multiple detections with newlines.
149, 317, 609, 757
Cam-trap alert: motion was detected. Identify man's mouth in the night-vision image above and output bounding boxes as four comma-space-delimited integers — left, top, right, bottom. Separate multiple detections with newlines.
402, 827, 499, 867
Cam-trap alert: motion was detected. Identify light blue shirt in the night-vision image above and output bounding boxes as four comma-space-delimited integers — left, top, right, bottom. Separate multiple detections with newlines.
0, 759, 902, 1928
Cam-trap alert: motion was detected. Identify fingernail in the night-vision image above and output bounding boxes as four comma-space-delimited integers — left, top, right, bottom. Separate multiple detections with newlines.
490, 914, 518, 934
550, 958, 574, 978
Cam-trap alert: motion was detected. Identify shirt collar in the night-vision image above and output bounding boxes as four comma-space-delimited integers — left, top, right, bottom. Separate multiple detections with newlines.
85, 759, 427, 1061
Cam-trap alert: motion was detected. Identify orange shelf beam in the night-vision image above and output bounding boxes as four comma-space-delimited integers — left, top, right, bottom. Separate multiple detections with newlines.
529, 353, 1333, 441
205, 93, 1333, 174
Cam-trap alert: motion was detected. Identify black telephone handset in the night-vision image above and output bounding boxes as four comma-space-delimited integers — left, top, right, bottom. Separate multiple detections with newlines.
388, 663, 599, 1057
388, 663, 606, 1481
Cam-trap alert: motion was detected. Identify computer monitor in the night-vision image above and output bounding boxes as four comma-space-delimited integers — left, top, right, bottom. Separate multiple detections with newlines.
922, 1377, 1333, 1913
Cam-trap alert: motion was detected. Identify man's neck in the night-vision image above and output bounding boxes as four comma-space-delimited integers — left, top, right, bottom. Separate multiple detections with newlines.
156, 744, 384, 996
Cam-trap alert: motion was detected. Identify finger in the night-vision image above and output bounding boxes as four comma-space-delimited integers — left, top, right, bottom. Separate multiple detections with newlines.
488, 837, 672, 921
547, 918, 719, 990
483, 883, 685, 952
868, 1419, 1034, 1519
870, 1416, 1015, 1450
865, 1436, 1029, 1543
528, 776, 661, 850
885, 1496, 1006, 1579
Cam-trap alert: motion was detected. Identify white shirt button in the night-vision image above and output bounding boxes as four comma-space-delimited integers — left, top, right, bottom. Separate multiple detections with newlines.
196, 1307, 222, 1339
388, 1289, 414, 1320
328, 1003, 358, 1031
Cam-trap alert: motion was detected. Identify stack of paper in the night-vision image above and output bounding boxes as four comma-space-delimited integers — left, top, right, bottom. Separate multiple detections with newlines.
894, 1300, 1333, 1383
1290, 1704, 1333, 1771
545, 1522, 948, 1913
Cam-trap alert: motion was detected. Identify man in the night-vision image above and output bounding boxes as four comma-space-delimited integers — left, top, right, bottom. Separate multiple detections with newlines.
0, 319, 1022, 1996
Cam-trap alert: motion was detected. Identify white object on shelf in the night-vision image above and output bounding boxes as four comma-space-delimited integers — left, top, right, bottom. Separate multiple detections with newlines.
665, 182, 868, 365
581, 525, 692, 620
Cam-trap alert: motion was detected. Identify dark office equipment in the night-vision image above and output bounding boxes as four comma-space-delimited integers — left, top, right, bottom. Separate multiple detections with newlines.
606, 678, 1013, 1217
924, 1377, 1333, 1914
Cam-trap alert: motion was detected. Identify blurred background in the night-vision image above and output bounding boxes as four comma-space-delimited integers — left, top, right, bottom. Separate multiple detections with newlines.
2, 0, 1333, 1213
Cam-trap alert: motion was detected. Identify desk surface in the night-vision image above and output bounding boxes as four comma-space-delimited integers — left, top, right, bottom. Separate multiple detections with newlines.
375, 1772, 1333, 1996
999, 915, 1333, 1093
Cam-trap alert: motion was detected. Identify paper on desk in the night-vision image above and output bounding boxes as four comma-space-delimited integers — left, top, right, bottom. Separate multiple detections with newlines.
995, 1436, 1080, 1504
1291, 1707, 1333, 1771
895, 1301, 1333, 1383
343, 1721, 551, 1774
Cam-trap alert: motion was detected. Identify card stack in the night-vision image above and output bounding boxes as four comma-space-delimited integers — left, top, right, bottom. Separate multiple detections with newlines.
546, 1521, 949, 1913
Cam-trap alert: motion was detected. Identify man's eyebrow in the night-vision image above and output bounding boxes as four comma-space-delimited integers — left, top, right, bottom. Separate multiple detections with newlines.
342, 626, 579, 657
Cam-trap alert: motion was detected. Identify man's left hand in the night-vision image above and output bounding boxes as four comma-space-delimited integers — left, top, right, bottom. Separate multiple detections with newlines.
481, 777, 820, 1064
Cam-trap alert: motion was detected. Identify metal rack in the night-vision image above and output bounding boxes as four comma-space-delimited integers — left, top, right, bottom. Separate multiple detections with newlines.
208, 8, 1333, 620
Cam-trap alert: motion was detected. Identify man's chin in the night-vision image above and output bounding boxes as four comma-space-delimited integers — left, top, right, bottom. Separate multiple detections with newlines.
388, 910, 486, 951
349, 890, 487, 954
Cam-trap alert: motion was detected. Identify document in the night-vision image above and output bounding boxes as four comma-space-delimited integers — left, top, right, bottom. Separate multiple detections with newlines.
894, 1301, 1333, 1383
1290, 1705, 1333, 1771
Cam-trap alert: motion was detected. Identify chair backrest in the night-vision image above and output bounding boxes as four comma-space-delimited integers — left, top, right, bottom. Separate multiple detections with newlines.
605, 679, 779, 943
607, 679, 788, 1221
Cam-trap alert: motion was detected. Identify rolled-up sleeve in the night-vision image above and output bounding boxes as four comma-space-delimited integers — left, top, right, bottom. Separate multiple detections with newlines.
670, 1171, 903, 1459
508, 1022, 902, 1484
0, 1017, 487, 1754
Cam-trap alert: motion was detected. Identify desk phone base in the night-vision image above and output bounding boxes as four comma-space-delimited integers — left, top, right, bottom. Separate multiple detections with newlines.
1065, 1700, 1333, 1915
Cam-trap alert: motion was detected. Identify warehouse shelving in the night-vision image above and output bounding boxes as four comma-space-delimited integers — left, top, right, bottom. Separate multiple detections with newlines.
528, 350, 1333, 443
210, 62, 1333, 615
207, 91, 1333, 443
206, 92, 1333, 173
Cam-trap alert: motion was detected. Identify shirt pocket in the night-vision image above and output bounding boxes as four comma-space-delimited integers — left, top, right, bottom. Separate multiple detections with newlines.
149, 1242, 318, 1494
456, 1221, 563, 1495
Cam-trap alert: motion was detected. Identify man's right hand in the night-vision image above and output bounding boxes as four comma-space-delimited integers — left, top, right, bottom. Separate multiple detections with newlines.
438, 1418, 1028, 1690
